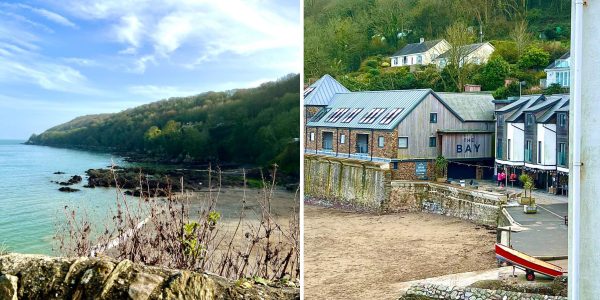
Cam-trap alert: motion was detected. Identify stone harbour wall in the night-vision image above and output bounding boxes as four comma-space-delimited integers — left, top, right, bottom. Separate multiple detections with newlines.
0, 253, 298, 300
406, 283, 567, 300
304, 154, 389, 209
385, 181, 505, 226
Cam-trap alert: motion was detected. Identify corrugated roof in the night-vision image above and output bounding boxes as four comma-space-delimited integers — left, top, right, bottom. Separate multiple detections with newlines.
436, 92, 494, 121
392, 39, 444, 56
306, 89, 495, 130
436, 43, 490, 59
307, 89, 433, 130
304, 74, 350, 106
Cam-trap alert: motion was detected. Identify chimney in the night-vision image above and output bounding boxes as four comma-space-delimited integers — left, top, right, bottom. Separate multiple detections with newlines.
420, 37, 425, 43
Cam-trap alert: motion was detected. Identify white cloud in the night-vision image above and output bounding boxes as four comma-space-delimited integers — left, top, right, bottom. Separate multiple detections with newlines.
128, 84, 201, 100
57, 0, 300, 72
115, 14, 143, 48
28, 7, 77, 28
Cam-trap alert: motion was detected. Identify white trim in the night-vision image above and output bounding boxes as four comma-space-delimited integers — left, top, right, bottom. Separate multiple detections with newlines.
557, 166, 569, 173
495, 159, 524, 166
524, 163, 557, 170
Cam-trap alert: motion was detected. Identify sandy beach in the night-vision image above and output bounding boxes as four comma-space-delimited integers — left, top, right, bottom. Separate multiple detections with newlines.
304, 205, 497, 300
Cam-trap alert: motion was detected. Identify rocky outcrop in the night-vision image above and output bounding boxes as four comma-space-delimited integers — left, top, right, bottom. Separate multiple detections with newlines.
0, 253, 299, 300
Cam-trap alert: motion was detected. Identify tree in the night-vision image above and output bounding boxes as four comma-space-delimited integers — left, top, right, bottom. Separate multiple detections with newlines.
477, 56, 511, 90
517, 46, 550, 69
492, 82, 521, 99
510, 19, 532, 58
443, 21, 476, 92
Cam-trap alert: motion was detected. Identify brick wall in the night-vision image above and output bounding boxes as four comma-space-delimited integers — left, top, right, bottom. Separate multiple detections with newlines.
305, 126, 398, 159
390, 161, 435, 180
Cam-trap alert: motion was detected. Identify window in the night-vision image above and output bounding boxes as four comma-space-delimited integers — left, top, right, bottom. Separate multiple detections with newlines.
341, 108, 363, 123
325, 108, 349, 123
392, 162, 398, 170
309, 132, 315, 141
309, 107, 330, 122
429, 136, 437, 147
303, 87, 315, 98
497, 114, 504, 126
417, 55, 422, 64
392, 58, 397, 66
507, 139, 511, 160
558, 143, 567, 165
403, 56, 407, 64
525, 140, 533, 162
378, 136, 385, 148
538, 141, 542, 163
398, 137, 408, 149
430, 113, 438, 123
340, 134, 346, 144
358, 108, 387, 124
558, 113, 567, 127
379, 108, 404, 125
497, 138, 503, 159
526, 113, 534, 126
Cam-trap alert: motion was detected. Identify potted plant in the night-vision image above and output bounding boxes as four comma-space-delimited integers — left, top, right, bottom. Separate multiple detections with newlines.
434, 156, 448, 183
519, 174, 537, 214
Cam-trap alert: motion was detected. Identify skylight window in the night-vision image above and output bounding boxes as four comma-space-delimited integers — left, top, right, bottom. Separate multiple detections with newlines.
309, 107, 330, 122
379, 108, 404, 125
341, 108, 363, 123
358, 108, 387, 124
303, 87, 315, 98
325, 108, 350, 123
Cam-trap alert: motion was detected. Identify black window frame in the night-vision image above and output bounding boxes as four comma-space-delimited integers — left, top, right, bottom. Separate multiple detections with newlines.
429, 136, 437, 147
430, 112, 438, 123
398, 137, 408, 149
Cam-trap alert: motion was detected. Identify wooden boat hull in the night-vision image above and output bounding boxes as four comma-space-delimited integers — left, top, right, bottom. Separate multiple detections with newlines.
495, 243, 564, 278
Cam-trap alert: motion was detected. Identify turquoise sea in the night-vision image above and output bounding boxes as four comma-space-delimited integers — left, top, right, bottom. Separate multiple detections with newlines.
0, 139, 297, 255
0, 139, 129, 255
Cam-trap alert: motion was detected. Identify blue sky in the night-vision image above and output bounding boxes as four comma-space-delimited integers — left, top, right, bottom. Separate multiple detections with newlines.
0, 0, 301, 139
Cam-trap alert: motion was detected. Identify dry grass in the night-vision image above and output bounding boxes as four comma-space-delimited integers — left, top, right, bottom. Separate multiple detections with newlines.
55, 165, 299, 282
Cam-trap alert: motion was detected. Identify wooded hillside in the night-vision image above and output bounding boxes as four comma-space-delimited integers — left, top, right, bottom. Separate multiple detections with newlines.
305, 0, 571, 97
28, 74, 300, 176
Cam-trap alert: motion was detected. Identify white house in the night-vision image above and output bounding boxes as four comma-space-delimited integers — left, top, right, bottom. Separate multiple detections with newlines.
544, 52, 570, 88
434, 42, 495, 68
390, 38, 451, 67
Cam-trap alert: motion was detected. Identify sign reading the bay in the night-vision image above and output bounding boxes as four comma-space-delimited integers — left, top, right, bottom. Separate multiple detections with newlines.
456, 137, 481, 153
441, 133, 492, 159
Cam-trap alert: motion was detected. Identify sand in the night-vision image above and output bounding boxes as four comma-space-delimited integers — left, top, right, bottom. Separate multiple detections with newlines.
304, 205, 498, 300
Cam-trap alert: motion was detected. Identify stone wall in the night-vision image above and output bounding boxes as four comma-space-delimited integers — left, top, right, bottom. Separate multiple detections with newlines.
390, 160, 435, 180
384, 181, 505, 226
304, 154, 389, 209
304, 127, 398, 159
406, 283, 567, 300
0, 253, 298, 300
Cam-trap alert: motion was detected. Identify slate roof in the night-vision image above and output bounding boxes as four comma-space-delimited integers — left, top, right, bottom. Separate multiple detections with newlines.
392, 39, 445, 57
538, 95, 569, 123
545, 51, 570, 69
436, 43, 491, 59
435, 92, 494, 121
304, 74, 350, 106
495, 95, 546, 122
306, 89, 494, 130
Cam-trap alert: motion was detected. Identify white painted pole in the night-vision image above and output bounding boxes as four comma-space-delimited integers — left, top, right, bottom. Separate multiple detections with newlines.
569, 1, 583, 299
568, 0, 600, 298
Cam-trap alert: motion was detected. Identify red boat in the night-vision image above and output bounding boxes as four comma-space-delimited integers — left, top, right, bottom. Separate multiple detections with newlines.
495, 243, 565, 281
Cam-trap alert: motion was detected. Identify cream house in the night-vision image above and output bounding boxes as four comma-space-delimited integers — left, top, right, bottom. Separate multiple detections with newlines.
435, 42, 495, 68
390, 38, 451, 67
